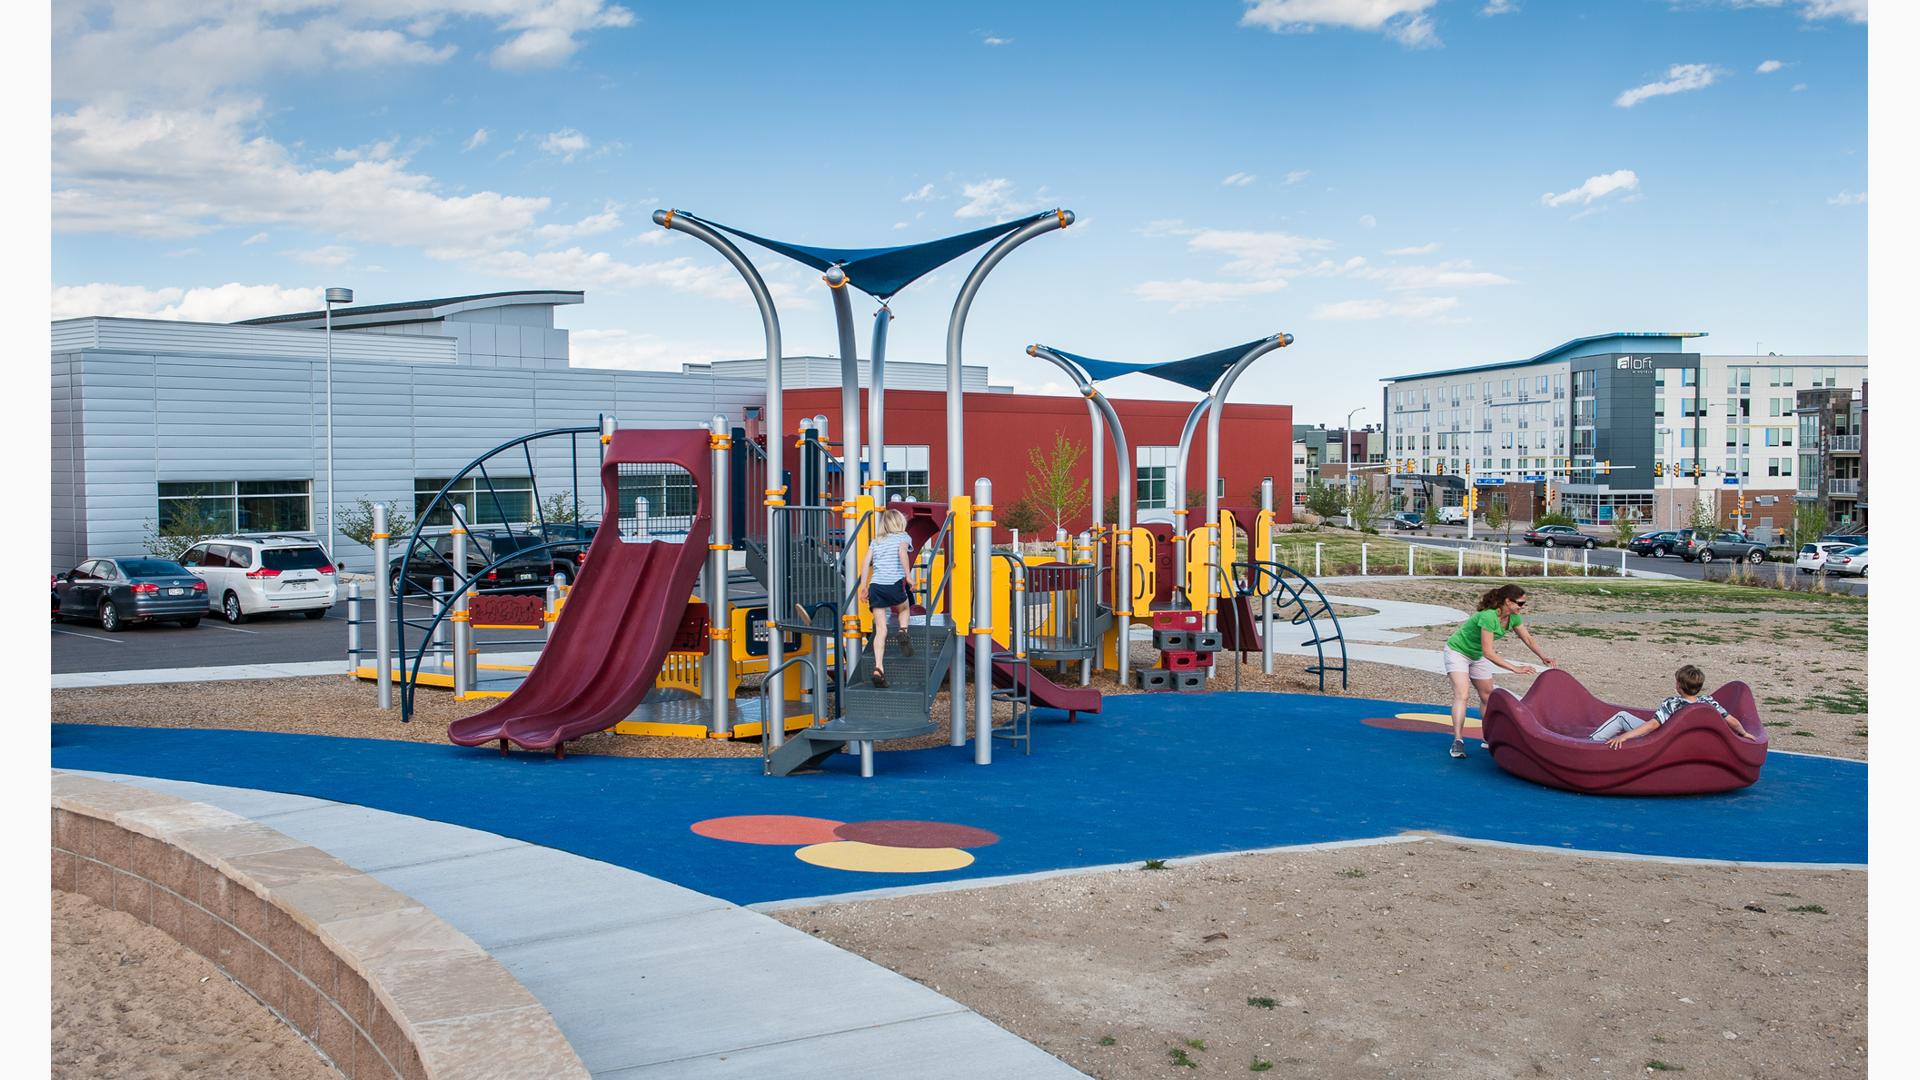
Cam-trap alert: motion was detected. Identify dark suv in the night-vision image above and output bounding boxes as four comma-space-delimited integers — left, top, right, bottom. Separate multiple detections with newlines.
535, 521, 599, 582
1677, 529, 1768, 564
390, 530, 557, 596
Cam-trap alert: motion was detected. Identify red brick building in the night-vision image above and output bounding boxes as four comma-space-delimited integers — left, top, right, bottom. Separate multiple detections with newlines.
781, 387, 1294, 538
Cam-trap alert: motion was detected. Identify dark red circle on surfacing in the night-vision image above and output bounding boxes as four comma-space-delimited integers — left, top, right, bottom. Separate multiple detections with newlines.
834, 820, 1001, 849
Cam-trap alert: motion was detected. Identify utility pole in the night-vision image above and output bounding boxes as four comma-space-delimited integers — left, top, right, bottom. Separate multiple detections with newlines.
1344, 407, 1365, 523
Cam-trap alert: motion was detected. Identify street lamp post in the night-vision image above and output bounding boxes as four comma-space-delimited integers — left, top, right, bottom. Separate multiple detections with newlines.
1343, 408, 1365, 517
324, 287, 352, 563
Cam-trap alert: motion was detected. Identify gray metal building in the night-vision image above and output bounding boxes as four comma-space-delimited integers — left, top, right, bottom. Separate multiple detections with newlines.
51, 292, 762, 573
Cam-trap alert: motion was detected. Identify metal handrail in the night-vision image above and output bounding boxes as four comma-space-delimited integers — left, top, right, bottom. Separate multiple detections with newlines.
759, 653, 817, 771
921, 512, 959, 620
838, 509, 880, 611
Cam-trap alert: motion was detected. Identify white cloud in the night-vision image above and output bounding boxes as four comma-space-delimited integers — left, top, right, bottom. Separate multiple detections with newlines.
1186, 228, 1336, 275
1481, 0, 1517, 13
1132, 278, 1291, 309
51, 282, 323, 323
902, 183, 936, 203
983, 34, 1013, 46
1352, 260, 1512, 290
1222, 172, 1257, 187
1827, 191, 1867, 206
241, 231, 269, 246
540, 128, 591, 161
1358, 213, 1377, 228
1240, 0, 1441, 47
54, 2, 636, 104
1723, 0, 1866, 22
53, 101, 551, 248
1791, 82, 1807, 92
1614, 64, 1722, 108
282, 245, 355, 268
460, 246, 804, 306
464, 127, 490, 151
893, 222, 910, 230
1386, 241, 1440, 255
1541, 169, 1640, 208
953, 178, 1047, 219
532, 204, 623, 245
1756, 59, 1784, 74
568, 328, 734, 371
1283, 169, 1311, 185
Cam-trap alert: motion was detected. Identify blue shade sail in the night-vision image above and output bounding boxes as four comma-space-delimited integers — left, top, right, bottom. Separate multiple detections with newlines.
670, 210, 1057, 299
1045, 339, 1277, 393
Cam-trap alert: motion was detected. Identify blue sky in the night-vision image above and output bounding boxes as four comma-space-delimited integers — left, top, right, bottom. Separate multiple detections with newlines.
50, 0, 1867, 424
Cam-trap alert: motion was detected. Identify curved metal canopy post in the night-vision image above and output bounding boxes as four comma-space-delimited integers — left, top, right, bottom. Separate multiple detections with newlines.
1172, 396, 1211, 602
868, 305, 892, 502
1203, 333, 1294, 634
943, 208, 1073, 747
1031, 345, 1136, 685
654, 208, 787, 738
825, 267, 863, 679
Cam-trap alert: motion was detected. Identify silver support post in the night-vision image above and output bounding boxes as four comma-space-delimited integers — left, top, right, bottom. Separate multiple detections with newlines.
371, 505, 391, 709
708, 416, 732, 737
1457, 548, 1465, 577
1621, 548, 1628, 575
1543, 547, 1551, 577
868, 305, 891, 503
946, 211, 1073, 749
1408, 545, 1416, 577
1076, 529, 1093, 687
972, 477, 994, 766
1088, 398, 1105, 581
1315, 542, 1323, 578
345, 582, 362, 676
431, 576, 448, 667
654, 209, 783, 753
1259, 477, 1274, 675
1203, 334, 1294, 633
1172, 397, 1209, 604
543, 582, 557, 641
1361, 542, 1369, 577
827, 270, 863, 686
1583, 547, 1590, 576
450, 508, 471, 698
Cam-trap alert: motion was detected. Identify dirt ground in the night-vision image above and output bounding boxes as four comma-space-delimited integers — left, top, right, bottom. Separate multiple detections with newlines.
52, 889, 340, 1079
776, 841, 1866, 1080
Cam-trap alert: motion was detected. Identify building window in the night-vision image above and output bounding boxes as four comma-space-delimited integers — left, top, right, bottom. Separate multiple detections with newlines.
1136, 446, 1179, 509
416, 475, 535, 528
1680, 430, 1695, 449
882, 445, 932, 501
1680, 368, 1697, 387
1537, 375, 1549, 394
159, 480, 312, 536
1501, 379, 1513, 396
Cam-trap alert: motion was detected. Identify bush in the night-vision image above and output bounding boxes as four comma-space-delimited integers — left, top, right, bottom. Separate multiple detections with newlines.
1303, 481, 1345, 521
1535, 510, 1578, 528
1001, 497, 1043, 535
140, 505, 227, 560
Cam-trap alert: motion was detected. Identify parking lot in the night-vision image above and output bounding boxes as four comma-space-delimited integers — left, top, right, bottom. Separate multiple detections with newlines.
1376, 527, 1868, 596
52, 597, 547, 674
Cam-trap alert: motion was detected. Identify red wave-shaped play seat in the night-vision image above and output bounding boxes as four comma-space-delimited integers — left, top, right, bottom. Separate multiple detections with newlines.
1480, 668, 1768, 795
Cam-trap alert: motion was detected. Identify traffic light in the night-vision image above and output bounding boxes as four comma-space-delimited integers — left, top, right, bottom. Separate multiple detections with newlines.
1653, 462, 1663, 478
1691, 462, 1703, 478
1600, 460, 1611, 476
1405, 459, 1415, 474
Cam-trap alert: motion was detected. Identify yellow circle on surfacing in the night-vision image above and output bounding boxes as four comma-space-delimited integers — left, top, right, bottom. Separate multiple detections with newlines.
1394, 712, 1461, 725
795, 841, 975, 874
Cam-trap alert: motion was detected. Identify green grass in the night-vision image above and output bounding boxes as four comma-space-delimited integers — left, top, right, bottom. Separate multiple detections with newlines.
1549, 625, 1642, 640
1336, 868, 1368, 878
1764, 721, 1790, 728
1142, 859, 1169, 871
1791, 730, 1816, 738
1184, 1039, 1208, 1051
1788, 904, 1829, 914
1169, 1048, 1198, 1068
1247, 997, 1277, 1009
1097, 1035, 1116, 1047
1805, 688, 1868, 715
1647, 1060, 1685, 1072
1250, 1058, 1274, 1072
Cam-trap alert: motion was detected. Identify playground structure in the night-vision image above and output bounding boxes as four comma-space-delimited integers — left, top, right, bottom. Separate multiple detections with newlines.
349, 208, 1351, 777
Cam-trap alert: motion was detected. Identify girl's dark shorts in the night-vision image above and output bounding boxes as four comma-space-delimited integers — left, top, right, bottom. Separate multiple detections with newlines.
869, 579, 913, 609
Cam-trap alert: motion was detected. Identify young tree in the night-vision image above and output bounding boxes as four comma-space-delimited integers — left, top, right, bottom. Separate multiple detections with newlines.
1481, 498, 1506, 532
538, 490, 580, 525
1421, 499, 1441, 530
1611, 508, 1642, 547
1347, 482, 1382, 533
1688, 496, 1720, 533
1787, 503, 1830, 552
336, 498, 415, 551
1024, 430, 1090, 534
140, 503, 229, 560
1304, 481, 1346, 521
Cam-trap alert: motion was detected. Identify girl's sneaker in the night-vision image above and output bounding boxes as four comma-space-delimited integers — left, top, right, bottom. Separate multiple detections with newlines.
1450, 739, 1467, 759
871, 669, 889, 689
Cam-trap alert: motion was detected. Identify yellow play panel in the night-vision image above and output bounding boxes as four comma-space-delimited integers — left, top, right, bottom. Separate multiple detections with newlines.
794, 841, 975, 873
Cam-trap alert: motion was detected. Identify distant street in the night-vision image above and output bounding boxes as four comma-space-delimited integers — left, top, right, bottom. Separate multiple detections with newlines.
1376, 527, 1868, 596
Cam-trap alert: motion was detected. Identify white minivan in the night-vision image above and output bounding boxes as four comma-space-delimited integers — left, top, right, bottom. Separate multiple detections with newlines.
178, 536, 338, 623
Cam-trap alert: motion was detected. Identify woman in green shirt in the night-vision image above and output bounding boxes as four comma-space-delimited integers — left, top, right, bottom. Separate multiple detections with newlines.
1442, 583, 1556, 759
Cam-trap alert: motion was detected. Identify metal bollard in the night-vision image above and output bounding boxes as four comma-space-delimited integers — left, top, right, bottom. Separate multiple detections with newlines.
1582, 548, 1590, 576
431, 577, 448, 670
371, 505, 391, 710
1360, 542, 1368, 577
1457, 548, 1465, 577
451, 509, 471, 697
345, 582, 361, 676
1620, 549, 1627, 575
972, 478, 994, 766
1407, 545, 1415, 577
1315, 542, 1323, 578
544, 582, 559, 640
1500, 549, 1507, 576
1542, 547, 1550, 577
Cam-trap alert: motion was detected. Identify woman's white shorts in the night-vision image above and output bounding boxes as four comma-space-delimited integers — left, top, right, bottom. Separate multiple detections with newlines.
1442, 646, 1494, 680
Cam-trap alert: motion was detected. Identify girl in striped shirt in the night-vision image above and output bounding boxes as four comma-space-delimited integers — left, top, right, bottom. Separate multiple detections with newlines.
860, 509, 915, 688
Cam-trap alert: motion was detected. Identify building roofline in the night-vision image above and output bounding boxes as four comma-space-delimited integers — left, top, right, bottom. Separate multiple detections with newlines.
1380, 331, 1708, 383
236, 290, 584, 326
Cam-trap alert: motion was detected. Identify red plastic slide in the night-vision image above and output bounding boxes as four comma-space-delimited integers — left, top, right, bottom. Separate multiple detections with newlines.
448, 428, 711, 753
991, 658, 1102, 722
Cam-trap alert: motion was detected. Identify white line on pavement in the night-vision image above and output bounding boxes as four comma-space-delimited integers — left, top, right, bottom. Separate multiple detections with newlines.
204, 623, 262, 635
50, 628, 124, 644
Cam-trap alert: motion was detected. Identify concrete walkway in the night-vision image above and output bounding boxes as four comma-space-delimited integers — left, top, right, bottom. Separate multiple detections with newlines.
66, 769, 1085, 1080
1257, 589, 1466, 674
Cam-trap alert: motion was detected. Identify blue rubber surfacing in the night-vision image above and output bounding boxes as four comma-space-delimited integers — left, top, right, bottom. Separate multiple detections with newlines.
52, 691, 1865, 906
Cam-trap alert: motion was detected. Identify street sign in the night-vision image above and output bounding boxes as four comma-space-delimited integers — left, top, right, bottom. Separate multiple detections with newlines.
1473, 476, 1502, 486
1521, 474, 1545, 483
1722, 477, 1739, 485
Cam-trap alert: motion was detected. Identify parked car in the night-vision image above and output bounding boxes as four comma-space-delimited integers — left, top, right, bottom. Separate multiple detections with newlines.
1387, 511, 1424, 531
1796, 541, 1855, 574
178, 536, 337, 624
1826, 545, 1869, 577
535, 521, 600, 581
1628, 530, 1684, 557
54, 557, 208, 630
1524, 524, 1595, 549
1675, 529, 1768, 564
390, 529, 556, 597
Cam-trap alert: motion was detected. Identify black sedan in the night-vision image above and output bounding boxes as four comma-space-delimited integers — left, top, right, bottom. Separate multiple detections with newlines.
1523, 524, 1596, 548
1628, 530, 1685, 557
54, 558, 208, 630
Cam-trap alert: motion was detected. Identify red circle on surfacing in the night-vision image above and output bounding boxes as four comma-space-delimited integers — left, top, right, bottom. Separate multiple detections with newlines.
691, 815, 847, 845
834, 820, 1001, 849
